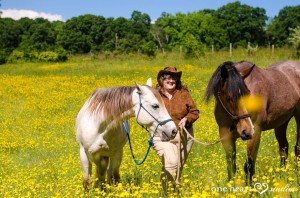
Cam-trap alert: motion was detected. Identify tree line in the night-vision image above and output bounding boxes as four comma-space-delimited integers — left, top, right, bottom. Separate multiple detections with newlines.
1, 1, 300, 64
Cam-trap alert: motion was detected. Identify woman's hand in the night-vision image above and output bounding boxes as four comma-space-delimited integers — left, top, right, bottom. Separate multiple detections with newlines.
178, 117, 187, 128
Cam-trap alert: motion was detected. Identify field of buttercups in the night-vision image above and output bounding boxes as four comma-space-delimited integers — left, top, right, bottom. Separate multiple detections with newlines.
1, 49, 299, 197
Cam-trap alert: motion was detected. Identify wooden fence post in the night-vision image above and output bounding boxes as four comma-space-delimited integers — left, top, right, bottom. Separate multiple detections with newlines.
180, 46, 182, 57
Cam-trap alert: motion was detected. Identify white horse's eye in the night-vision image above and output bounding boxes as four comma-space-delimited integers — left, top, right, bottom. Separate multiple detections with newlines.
152, 104, 159, 109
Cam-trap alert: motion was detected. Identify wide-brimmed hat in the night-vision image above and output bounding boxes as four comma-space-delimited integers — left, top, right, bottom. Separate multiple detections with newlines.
157, 66, 182, 82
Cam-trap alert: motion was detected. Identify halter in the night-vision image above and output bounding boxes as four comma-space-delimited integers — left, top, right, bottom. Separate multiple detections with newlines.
124, 91, 173, 165
135, 91, 173, 136
217, 91, 251, 130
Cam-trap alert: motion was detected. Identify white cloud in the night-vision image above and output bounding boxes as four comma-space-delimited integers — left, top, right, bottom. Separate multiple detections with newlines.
1, 9, 64, 21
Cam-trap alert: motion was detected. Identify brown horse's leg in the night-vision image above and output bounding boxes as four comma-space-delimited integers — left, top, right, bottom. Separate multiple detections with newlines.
294, 109, 300, 161
221, 131, 237, 181
274, 120, 290, 167
245, 127, 261, 185
95, 156, 109, 189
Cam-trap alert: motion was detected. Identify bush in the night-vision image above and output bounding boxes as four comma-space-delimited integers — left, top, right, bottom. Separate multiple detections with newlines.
55, 47, 68, 62
38, 51, 59, 62
104, 51, 113, 59
7, 50, 25, 63
142, 41, 157, 57
183, 33, 205, 59
6, 50, 67, 63
25, 51, 39, 62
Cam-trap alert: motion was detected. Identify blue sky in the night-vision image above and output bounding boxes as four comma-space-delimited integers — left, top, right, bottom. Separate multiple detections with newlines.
1, 0, 300, 21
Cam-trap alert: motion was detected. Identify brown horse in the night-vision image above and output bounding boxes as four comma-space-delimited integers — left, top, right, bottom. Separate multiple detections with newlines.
205, 60, 300, 183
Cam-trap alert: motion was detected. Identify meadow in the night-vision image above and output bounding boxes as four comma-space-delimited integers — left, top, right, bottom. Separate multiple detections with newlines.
0, 48, 299, 197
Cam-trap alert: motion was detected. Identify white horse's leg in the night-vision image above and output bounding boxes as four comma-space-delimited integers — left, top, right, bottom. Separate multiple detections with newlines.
108, 148, 123, 184
79, 145, 92, 192
94, 156, 109, 188
107, 124, 127, 184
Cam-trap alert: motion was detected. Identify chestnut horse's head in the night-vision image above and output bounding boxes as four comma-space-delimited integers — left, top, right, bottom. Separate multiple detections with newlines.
205, 61, 254, 140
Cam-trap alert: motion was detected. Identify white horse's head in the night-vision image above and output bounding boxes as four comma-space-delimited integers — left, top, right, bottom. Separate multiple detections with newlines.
132, 78, 177, 141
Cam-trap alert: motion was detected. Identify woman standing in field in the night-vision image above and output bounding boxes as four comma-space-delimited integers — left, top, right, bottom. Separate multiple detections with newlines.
154, 66, 199, 192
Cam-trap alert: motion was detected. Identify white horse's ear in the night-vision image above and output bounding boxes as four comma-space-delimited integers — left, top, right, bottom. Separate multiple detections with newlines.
146, 78, 152, 87
135, 82, 143, 94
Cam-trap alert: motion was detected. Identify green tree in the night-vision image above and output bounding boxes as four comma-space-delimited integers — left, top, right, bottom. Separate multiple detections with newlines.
268, 5, 300, 46
152, 11, 226, 55
119, 11, 152, 53
180, 11, 226, 49
288, 26, 300, 57
151, 12, 179, 50
58, 14, 108, 53
103, 17, 132, 51
89, 16, 107, 52
17, 18, 58, 52
130, 10, 151, 38
214, 1, 267, 47
0, 18, 22, 63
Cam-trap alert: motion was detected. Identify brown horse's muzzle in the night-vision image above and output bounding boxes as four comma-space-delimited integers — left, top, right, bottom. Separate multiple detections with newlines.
237, 118, 254, 140
240, 129, 253, 140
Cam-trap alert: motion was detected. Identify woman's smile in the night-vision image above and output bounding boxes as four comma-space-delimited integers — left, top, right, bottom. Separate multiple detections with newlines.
163, 79, 176, 90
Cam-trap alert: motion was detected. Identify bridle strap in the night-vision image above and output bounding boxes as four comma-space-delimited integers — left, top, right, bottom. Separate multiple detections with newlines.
217, 92, 251, 122
242, 64, 255, 79
232, 113, 251, 121
136, 92, 173, 135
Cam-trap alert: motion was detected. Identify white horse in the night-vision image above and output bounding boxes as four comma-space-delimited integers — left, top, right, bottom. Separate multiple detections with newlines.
76, 78, 177, 191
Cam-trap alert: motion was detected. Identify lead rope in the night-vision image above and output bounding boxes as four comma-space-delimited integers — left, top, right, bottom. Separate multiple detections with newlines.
182, 126, 225, 146
128, 92, 173, 165
175, 127, 182, 185
123, 120, 153, 165
174, 126, 226, 184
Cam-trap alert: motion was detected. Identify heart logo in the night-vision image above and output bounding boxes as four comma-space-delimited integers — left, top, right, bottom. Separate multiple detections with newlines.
254, 182, 268, 194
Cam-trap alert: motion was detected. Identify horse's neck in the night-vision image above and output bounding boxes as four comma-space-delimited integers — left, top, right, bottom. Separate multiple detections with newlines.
235, 62, 255, 78
118, 88, 135, 121
119, 109, 135, 121
104, 103, 135, 124
106, 109, 133, 127
99, 107, 134, 130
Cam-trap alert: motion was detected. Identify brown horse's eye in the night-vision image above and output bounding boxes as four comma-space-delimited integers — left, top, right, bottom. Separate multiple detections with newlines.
226, 96, 232, 102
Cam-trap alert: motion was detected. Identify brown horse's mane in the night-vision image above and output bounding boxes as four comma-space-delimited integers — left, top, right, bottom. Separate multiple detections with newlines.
205, 61, 249, 106
88, 86, 135, 120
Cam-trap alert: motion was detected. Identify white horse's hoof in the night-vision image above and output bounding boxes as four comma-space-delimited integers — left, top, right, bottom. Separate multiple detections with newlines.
83, 178, 92, 192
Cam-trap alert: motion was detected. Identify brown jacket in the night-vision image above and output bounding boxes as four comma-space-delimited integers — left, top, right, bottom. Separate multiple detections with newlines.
158, 88, 199, 128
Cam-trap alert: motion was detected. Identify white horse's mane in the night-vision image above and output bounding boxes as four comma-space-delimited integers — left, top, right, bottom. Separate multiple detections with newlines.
87, 86, 135, 120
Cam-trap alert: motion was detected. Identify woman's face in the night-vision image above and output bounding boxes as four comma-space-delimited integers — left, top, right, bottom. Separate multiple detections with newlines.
162, 75, 177, 92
